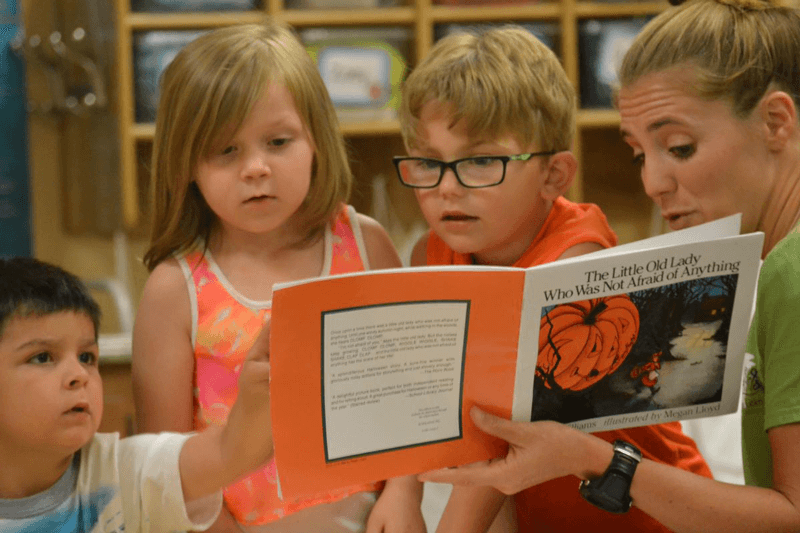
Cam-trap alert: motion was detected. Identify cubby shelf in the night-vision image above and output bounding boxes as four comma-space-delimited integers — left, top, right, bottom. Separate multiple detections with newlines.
114, 0, 669, 244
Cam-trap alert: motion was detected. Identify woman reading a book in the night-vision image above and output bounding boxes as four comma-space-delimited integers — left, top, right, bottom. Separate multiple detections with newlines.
419, 0, 800, 530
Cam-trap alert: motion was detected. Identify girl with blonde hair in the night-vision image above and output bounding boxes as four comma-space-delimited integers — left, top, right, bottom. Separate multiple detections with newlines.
132, 20, 425, 533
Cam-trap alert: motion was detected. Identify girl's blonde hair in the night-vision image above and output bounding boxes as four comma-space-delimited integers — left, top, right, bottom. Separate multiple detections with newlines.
144, 20, 352, 271
619, 0, 800, 119
399, 25, 575, 153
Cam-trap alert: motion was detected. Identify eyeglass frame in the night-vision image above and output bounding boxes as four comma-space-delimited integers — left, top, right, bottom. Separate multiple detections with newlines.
392, 151, 558, 189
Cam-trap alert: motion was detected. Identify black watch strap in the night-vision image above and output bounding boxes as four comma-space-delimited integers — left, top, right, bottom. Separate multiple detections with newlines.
579, 440, 642, 514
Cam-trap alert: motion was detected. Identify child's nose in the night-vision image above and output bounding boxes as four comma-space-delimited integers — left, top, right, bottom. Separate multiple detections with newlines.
242, 151, 271, 180
64, 358, 90, 389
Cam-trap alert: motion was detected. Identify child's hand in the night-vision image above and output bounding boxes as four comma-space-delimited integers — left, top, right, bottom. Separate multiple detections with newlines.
366, 475, 427, 533
236, 318, 273, 412
177, 320, 274, 504
222, 319, 274, 472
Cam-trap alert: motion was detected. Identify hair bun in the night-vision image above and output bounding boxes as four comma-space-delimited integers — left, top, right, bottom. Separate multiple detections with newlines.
669, 0, 785, 6
721, 0, 788, 7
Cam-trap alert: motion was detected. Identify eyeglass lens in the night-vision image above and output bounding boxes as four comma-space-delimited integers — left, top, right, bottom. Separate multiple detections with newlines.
397, 158, 504, 187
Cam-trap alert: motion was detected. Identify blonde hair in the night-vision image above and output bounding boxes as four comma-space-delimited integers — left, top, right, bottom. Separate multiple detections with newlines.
619, 0, 800, 118
399, 25, 575, 153
144, 20, 352, 271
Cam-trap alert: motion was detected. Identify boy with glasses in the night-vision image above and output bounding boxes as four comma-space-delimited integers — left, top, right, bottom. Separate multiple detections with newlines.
396, 25, 712, 533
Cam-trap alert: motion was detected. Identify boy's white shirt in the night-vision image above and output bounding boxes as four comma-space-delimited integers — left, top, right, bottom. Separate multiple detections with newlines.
0, 432, 222, 533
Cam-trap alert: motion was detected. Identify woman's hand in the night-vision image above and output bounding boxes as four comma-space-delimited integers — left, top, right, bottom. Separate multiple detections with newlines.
418, 407, 611, 494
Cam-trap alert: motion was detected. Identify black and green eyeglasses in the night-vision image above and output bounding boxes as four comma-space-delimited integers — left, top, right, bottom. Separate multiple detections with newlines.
393, 151, 557, 189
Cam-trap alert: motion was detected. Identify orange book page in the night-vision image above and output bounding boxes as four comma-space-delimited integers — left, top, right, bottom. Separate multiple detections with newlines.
270, 268, 525, 502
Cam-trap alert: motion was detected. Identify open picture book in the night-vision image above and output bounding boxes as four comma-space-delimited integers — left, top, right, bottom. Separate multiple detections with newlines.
269, 215, 763, 502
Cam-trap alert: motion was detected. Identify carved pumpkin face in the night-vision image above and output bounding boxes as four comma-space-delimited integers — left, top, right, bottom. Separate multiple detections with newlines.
536, 295, 640, 391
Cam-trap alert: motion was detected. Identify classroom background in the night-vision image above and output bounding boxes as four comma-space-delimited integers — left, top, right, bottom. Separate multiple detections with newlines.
5, 0, 781, 528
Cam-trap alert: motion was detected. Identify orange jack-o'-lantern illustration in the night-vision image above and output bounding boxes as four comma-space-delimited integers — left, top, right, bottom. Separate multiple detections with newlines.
537, 295, 640, 391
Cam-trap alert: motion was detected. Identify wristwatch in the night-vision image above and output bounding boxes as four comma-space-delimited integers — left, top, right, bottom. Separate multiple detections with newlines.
579, 440, 642, 513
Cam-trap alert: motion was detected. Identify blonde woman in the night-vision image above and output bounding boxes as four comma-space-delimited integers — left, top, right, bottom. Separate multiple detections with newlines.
421, 1, 800, 531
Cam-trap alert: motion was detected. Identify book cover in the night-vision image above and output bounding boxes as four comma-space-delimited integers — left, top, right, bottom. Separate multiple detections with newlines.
269, 215, 762, 501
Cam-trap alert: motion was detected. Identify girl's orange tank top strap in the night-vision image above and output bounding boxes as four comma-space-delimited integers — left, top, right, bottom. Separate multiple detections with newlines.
330, 204, 368, 274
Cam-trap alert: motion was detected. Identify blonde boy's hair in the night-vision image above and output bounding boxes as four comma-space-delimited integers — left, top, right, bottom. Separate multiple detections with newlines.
399, 26, 575, 153
619, 0, 800, 119
144, 20, 352, 271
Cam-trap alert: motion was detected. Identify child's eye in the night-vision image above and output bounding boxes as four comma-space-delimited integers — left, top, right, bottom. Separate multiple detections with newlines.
79, 351, 98, 366
269, 137, 290, 147
468, 157, 499, 168
670, 144, 695, 159
632, 153, 645, 168
28, 352, 52, 364
221, 145, 237, 156
416, 159, 441, 171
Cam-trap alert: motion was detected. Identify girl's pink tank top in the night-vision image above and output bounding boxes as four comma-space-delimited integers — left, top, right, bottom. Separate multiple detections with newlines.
178, 205, 383, 525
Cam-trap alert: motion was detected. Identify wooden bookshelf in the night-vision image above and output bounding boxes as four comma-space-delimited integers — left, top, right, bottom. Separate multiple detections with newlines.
114, 0, 670, 245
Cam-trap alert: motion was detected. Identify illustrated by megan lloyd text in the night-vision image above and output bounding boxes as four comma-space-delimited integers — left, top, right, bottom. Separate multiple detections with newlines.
269, 215, 761, 502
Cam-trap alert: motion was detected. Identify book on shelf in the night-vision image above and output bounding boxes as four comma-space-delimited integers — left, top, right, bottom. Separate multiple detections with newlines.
269, 214, 762, 502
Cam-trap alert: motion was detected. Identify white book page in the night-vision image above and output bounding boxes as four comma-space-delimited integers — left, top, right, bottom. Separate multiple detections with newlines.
513, 232, 762, 432
557, 214, 743, 265
321, 300, 469, 460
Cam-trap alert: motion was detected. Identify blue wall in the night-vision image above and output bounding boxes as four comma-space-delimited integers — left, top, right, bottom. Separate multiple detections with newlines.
0, 0, 32, 258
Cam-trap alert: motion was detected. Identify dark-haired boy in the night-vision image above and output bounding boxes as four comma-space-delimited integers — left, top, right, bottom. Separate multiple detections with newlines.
0, 257, 273, 532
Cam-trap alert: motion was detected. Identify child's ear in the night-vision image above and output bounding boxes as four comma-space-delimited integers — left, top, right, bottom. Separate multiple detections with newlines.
541, 151, 578, 201
761, 91, 797, 152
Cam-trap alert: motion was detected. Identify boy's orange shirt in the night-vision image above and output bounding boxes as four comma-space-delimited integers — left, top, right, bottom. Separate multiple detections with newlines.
427, 196, 713, 533
426, 197, 617, 268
